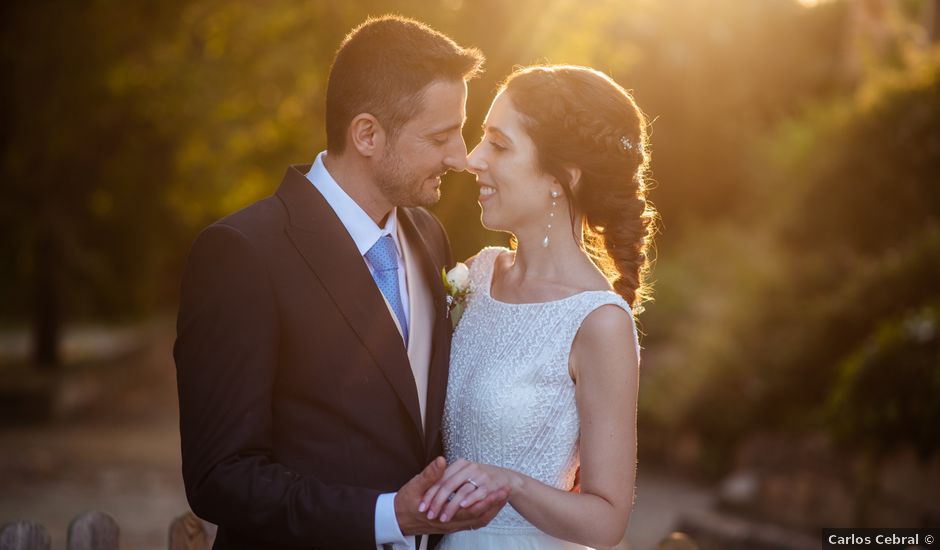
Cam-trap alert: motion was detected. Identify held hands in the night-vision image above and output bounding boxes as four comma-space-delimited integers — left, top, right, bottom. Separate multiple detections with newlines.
419, 458, 520, 524
395, 457, 511, 536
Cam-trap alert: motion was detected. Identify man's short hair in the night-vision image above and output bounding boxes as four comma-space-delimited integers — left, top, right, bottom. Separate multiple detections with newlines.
326, 15, 484, 153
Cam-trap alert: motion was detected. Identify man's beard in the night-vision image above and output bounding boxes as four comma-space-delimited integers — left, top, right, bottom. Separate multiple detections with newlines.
376, 146, 443, 208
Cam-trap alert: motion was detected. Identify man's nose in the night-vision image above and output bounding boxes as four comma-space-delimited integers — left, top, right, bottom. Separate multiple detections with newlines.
444, 134, 469, 172
465, 143, 486, 175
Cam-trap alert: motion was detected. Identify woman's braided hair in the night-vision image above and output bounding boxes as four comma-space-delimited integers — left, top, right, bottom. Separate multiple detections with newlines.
501, 65, 656, 312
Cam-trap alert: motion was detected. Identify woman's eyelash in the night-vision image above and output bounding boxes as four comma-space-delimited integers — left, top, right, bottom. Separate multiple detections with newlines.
482, 135, 506, 151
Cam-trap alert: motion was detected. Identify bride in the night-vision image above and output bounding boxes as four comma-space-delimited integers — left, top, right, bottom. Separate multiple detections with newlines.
419, 65, 655, 549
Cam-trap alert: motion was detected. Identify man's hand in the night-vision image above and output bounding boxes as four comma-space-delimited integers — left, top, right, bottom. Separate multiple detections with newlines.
395, 457, 510, 535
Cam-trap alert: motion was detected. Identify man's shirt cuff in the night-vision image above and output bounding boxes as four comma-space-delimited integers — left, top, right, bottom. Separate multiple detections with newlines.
375, 492, 415, 549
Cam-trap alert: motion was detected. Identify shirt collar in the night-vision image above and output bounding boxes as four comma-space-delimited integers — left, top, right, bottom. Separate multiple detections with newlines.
305, 151, 401, 258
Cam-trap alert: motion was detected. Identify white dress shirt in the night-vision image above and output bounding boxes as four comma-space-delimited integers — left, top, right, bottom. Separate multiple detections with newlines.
305, 151, 417, 550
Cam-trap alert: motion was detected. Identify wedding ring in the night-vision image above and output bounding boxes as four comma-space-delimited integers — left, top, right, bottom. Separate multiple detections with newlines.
465, 478, 479, 490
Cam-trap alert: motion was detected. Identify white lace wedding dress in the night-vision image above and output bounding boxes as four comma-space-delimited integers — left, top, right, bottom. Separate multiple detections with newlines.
439, 247, 638, 550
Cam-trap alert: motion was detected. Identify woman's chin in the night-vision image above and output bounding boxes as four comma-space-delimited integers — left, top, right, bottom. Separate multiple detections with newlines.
479, 210, 502, 232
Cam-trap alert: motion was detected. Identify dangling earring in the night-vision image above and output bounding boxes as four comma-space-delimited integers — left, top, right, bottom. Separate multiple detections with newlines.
543, 190, 560, 248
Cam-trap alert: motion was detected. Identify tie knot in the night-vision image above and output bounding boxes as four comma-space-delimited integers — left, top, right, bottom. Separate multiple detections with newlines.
366, 234, 398, 272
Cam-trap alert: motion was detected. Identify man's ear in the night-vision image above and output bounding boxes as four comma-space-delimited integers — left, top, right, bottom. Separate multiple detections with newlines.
348, 113, 386, 157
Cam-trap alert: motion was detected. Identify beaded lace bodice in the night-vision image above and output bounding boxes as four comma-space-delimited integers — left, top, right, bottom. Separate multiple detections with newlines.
443, 247, 637, 532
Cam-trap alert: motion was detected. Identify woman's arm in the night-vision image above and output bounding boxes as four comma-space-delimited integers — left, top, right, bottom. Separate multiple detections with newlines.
420, 304, 640, 548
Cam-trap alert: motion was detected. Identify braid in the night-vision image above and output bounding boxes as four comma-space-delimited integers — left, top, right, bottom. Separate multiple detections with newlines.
503, 65, 657, 313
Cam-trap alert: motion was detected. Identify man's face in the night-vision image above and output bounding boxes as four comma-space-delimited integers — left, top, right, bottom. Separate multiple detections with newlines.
375, 79, 468, 208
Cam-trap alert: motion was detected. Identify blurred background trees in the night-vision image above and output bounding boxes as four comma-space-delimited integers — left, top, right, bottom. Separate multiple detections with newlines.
2, 0, 938, 484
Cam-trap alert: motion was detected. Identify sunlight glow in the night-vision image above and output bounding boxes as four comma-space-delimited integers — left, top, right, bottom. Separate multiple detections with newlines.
796, 0, 832, 7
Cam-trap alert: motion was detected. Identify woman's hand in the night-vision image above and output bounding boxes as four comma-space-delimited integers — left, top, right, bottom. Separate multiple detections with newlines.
418, 458, 519, 523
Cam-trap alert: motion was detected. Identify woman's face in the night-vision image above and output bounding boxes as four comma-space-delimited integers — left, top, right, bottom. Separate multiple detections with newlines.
466, 90, 558, 233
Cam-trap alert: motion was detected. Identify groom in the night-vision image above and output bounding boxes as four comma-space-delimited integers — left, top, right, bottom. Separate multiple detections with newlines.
174, 16, 505, 550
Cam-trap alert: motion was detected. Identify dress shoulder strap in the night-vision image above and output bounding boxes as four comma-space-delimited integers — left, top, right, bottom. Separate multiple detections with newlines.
468, 246, 509, 297
562, 291, 640, 363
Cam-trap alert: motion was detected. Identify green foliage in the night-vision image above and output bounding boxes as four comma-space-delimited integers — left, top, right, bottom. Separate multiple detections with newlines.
0, 0, 187, 319
642, 48, 940, 471
3, 0, 937, 466
782, 53, 940, 257
1, 0, 867, 321
829, 304, 940, 459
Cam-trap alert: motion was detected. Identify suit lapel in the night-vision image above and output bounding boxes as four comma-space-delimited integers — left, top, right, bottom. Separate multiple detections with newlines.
277, 165, 424, 440
398, 208, 450, 460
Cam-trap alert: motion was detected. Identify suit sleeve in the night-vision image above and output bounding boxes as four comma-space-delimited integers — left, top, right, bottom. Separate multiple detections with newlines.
174, 223, 379, 548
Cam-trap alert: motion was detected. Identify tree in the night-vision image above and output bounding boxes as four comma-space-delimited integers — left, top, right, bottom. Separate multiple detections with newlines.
1, 0, 185, 367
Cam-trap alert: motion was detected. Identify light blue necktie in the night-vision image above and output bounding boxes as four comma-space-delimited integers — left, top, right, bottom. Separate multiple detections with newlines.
365, 234, 409, 344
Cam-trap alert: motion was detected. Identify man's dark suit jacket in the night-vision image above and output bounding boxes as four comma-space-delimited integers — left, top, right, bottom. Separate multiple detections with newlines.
174, 165, 453, 549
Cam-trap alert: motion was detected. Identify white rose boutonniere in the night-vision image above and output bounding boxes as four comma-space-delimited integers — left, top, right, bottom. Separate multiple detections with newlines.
442, 263, 471, 329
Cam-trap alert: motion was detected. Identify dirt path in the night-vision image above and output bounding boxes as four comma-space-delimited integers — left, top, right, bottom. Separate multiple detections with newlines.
625, 470, 715, 549
0, 424, 188, 550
